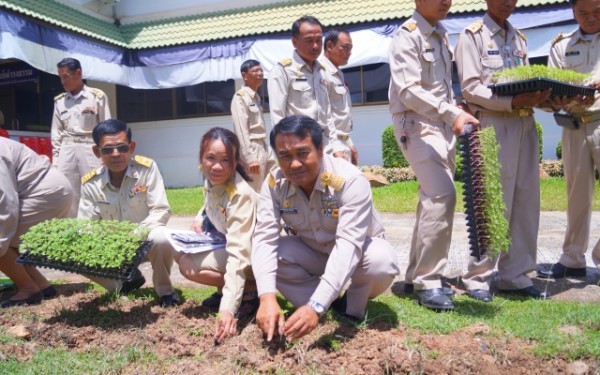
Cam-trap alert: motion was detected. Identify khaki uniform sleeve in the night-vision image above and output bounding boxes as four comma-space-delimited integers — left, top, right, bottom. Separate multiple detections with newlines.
139, 162, 171, 230
231, 93, 258, 164
267, 64, 288, 128
455, 30, 513, 113
219, 190, 257, 314
77, 180, 101, 220
251, 175, 282, 296
50, 98, 64, 166
0, 154, 19, 254
99, 92, 111, 121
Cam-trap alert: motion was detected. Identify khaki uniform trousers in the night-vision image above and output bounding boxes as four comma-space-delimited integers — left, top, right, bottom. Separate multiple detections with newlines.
393, 113, 456, 290
57, 140, 101, 217
247, 141, 276, 193
182, 246, 254, 280
560, 120, 600, 269
275, 236, 397, 319
91, 226, 174, 297
462, 113, 539, 290
8, 169, 73, 253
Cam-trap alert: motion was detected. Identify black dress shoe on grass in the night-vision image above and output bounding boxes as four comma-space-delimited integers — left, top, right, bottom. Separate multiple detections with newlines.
1, 291, 44, 308
120, 276, 146, 295
159, 292, 181, 307
42, 285, 58, 299
466, 289, 492, 302
201, 292, 223, 309
415, 288, 455, 311
536, 263, 586, 279
499, 286, 550, 299
404, 283, 455, 297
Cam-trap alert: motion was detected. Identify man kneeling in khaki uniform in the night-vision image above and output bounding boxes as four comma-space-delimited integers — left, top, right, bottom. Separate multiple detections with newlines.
78, 119, 179, 307
252, 115, 399, 342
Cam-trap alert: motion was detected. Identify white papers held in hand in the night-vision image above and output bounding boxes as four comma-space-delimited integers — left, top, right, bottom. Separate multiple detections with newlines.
167, 229, 226, 254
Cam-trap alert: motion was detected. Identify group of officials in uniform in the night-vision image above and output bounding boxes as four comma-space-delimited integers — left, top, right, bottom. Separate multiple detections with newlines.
1, 0, 600, 342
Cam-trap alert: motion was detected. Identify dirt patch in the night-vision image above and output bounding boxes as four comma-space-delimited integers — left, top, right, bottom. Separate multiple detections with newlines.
1, 283, 598, 374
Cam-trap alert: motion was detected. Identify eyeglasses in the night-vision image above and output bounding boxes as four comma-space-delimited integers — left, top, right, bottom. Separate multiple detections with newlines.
100, 144, 130, 155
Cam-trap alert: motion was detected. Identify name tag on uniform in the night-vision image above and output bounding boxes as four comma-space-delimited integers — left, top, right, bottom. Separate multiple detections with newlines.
425, 48, 435, 53
294, 78, 307, 82
487, 50, 500, 55
566, 51, 580, 56
280, 208, 298, 214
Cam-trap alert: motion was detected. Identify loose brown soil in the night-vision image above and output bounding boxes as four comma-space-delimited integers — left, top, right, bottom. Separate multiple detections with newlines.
1, 282, 598, 374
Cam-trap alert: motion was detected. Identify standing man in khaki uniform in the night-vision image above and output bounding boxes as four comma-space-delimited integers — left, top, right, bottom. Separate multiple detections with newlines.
78, 119, 179, 307
253, 115, 398, 342
388, 0, 479, 311
52, 58, 111, 217
537, 0, 600, 279
321, 28, 358, 164
0, 137, 73, 308
231, 59, 276, 192
455, 0, 551, 300
267, 15, 345, 157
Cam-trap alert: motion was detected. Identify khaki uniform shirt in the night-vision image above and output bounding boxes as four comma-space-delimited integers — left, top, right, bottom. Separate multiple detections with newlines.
252, 154, 386, 307
0, 138, 52, 253
78, 155, 171, 231
230, 86, 269, 164
267, 51, 342, 151
455, 14, 528, 114
548, 29, 600, 115
51, 85, 111, 164
388, 11, 462, 125
320, 56, 353, 137
195, 172, 258, 313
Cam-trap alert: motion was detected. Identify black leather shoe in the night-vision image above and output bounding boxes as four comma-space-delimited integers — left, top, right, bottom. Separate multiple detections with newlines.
159, 292, 181, 307
467, 289, 492, 302
415, 288, 456, 310
330, 293, 347, 314
235, 293, 259, 319
536, 263, 586, 279
120, 275, 146, 295
499, 286, 550, 299
201, 292, 223, 309
1, 291, 44, 308
404, 283, 455, 297
42, 285, 58, 299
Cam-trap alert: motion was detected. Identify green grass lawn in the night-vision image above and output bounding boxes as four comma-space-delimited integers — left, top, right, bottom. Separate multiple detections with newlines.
166, 177, 600, 215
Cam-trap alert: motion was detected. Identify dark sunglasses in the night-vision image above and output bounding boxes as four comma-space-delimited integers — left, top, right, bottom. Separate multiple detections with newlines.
100, 144, 130, 155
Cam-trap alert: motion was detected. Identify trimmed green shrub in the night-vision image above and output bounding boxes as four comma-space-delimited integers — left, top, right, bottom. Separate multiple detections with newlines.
536, 120, 543, 162
556, 140, 562, 159
382, 125, 408, 168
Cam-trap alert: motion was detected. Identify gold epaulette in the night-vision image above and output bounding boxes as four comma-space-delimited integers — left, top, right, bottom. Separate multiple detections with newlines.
81, 168, 99, 184
226, 181, 237, 200
402, 21, 417, 33
551, 32, 564, 46
268, 173, 276, 189
320, 171, 345, 191
90, 88, 105, 99
237, 88, 246, 96
467, 20, 483, 33
278, 58, 292, 67
516, 29, 527, 41
54, 92, 66, 101
134, 155, 153, 167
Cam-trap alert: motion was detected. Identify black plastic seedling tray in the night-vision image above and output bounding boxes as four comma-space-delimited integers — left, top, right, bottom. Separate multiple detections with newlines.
16, 241, 152, 281
489, 78, 596, 97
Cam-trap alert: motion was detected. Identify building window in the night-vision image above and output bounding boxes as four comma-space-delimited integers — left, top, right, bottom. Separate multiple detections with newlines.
117, 80, 235, 122
342, 63, 390, 105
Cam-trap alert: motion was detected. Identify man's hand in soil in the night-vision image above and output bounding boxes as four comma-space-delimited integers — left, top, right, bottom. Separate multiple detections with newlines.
214, 310, 237, 344
281, 305, 319, 341
256, 293, 285, 342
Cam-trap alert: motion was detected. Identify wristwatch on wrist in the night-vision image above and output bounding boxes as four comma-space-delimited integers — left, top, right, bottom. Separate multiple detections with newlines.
308, 300, 325, 317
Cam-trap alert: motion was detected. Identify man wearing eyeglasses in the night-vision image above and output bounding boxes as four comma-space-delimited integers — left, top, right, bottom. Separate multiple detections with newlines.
455, 0, 551, 301
77, 119, 179, 307
52, 57, 111, 218
231, 59, 276, 192
320, 28, 358, 165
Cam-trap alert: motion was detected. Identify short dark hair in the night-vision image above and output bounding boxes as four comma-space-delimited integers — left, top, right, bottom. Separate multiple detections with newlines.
569, 0, 577, 5
291, 15, 323, 38
199, 127, 252, 182
270, 115, 323, 150
240, 59, 261, 73
92, 119, 132, 145
56, 57, 82, 73
324, 28, 350, 52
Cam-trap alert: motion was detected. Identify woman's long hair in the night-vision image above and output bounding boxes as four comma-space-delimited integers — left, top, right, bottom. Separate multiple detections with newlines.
199, 127, 252, 182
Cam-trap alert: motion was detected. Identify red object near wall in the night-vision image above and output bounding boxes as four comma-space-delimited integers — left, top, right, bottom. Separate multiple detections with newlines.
0, 128, 9, 138
19, 136, 52, 163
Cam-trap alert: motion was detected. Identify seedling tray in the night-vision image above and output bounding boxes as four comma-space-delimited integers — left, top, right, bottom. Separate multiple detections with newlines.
489, 78, 596, 97
16, 241, 152, 281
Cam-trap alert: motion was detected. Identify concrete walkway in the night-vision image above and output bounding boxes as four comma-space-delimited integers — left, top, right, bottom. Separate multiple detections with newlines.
32, 212, 600, 302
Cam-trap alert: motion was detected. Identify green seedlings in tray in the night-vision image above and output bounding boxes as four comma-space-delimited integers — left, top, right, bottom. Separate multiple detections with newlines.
20, 218, 149, 269
478, 127, 511, 258
492, 65, 592, 85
